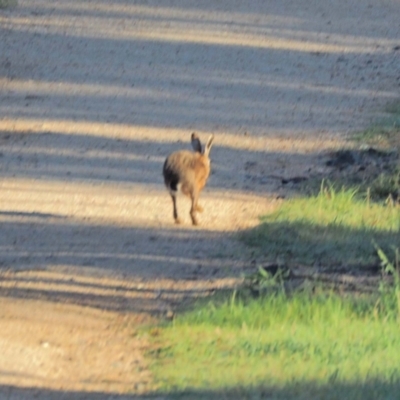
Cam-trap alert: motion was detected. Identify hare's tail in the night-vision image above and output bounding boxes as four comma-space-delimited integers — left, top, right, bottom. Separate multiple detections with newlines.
163, 161, 180, 194
166, 180, 180, 196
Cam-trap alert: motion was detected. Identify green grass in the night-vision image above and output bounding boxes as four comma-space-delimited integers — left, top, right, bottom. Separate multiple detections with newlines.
369, 168, 400, 200
148, 290, 400, 399
353, 124, 400, 149
353, 100, 400, 149
240, 184, 400, 267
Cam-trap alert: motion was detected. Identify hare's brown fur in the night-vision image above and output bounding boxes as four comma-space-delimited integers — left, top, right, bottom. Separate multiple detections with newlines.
163, 133, 214, 225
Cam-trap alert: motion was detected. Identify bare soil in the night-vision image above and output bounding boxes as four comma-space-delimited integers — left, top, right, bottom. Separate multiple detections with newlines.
0, 0, 399, 397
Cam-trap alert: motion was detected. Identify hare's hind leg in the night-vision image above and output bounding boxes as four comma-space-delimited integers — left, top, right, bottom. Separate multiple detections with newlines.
189, 190, 200, 226
169, 192, 181, 224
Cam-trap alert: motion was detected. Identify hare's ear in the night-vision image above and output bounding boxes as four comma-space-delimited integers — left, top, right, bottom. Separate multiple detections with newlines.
203, 134, 214, 157
191, 132, 202, 153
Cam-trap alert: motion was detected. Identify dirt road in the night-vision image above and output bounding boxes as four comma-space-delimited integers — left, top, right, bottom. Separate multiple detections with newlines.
0, 0, 399, 397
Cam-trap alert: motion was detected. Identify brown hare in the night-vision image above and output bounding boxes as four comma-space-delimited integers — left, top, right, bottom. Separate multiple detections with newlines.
163, 133, 214, 226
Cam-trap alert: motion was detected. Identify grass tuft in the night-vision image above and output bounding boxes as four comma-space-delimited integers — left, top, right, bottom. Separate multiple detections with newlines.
369, 168, 400, 201
240, 184, 400, 267
353, 99, 400, 150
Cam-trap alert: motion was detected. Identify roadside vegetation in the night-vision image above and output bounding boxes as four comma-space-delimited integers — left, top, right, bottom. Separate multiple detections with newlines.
241, 183, 400, 267
148, 287, 400, 399
147, 186, 400, 399
146, 101, 400, 399
354, 102, 400, 202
